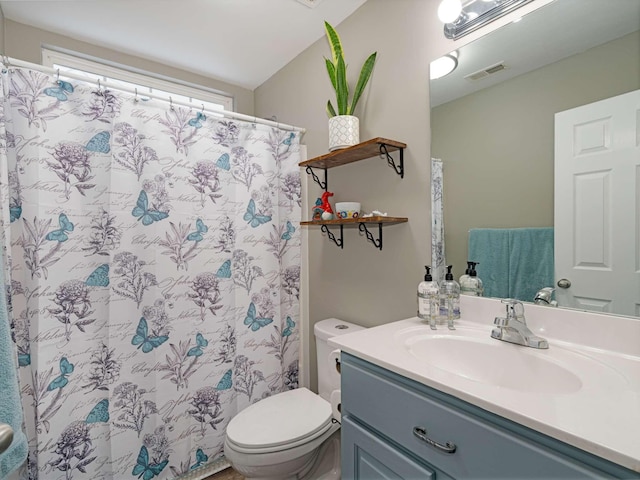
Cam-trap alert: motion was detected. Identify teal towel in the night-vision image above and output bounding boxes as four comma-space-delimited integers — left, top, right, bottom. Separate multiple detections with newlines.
0, 260, 28, 476
469, 228, 554, 301
468, 229, 511, 299
509, 228, 554, 302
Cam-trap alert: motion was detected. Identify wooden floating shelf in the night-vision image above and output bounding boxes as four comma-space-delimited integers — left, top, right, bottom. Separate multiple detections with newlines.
300, 216, 408, 226
300, 216, 408, 250
299, 137, 408, 249
299, 138, 406, 170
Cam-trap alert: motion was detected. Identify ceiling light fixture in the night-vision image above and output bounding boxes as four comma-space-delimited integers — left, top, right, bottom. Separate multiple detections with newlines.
430, 51, 458, 80
442, 0, 534, 39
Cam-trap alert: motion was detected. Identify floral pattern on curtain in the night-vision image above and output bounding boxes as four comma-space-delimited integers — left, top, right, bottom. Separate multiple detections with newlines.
0, 66, 302, 480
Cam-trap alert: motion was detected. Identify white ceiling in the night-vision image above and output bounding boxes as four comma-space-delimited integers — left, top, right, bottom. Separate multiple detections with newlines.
4, 0, 638, 97
0, 0, 368, 90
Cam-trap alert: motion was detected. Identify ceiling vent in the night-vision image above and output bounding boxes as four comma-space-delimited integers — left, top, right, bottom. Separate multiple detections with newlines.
296, 0, 325, 8
464, 61, 507, 81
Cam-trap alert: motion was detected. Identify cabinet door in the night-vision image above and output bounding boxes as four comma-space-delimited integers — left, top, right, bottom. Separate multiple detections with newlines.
342, 416, 451, 480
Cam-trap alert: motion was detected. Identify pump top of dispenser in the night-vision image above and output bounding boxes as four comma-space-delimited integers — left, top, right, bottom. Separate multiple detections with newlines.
423, 266, 433, 281
468, 261, 479, 277
445, 265, 454, 280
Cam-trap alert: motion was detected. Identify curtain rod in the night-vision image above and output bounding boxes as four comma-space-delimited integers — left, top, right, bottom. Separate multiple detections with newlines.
1, 56, 306, 134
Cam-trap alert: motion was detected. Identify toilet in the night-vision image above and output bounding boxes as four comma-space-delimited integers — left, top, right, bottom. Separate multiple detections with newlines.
224, 318, 364, 480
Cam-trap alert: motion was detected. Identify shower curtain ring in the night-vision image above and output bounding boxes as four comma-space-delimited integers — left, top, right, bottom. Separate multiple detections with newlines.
56, 69, 60, 83
97, 79, 102, 91
134, 88, 138, 103
169, 97, 174, 111
201, 104, 205, 114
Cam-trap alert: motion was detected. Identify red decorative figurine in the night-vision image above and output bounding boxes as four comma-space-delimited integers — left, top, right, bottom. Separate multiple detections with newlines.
320, 191, 334, 214
311, 191, 335, 220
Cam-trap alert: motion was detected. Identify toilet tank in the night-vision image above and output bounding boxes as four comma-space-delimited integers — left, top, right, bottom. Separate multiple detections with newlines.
314, 318, 364, 401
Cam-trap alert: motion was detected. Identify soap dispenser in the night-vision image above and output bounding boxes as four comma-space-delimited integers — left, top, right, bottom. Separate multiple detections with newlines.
417, 266, 440, 330
469, 262, 483, 297
461, 261, 483, 296
459, 262, 471, 287
440, 265, 460, 329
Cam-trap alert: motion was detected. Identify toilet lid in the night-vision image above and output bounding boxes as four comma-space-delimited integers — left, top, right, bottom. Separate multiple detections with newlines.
226, 387, 333, 450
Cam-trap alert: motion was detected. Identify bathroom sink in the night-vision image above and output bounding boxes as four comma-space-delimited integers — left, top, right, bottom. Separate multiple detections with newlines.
401, 332, 583, 394
327, 300, 640, 473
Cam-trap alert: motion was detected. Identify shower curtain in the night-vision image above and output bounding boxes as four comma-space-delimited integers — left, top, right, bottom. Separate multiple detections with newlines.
0, 66, 302, 479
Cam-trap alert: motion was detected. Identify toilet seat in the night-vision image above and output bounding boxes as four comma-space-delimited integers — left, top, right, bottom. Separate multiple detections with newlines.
226, 388, 334, 454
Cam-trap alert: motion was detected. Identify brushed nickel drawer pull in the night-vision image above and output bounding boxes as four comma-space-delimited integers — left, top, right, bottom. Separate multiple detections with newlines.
413, 426, 457, 454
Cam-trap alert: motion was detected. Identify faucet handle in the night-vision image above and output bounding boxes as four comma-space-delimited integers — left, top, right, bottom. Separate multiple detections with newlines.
500, 299, 525, 320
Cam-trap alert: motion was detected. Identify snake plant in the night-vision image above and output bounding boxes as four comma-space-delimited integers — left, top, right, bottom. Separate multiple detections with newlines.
324, 21, 377, 118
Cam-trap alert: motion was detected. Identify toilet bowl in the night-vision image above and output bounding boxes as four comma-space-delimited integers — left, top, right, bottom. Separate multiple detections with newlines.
224, 387, 340, 479
224, 318, 364, 480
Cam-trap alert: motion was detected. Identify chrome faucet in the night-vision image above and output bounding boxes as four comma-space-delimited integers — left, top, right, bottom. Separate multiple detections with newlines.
534, 287, 557, 307
491, 299, 548, 349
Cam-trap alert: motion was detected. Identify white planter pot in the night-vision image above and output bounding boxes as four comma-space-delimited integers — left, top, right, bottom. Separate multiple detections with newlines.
328, 115, 360, 151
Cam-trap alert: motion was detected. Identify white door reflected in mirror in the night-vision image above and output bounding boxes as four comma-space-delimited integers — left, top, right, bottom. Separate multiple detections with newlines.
554, 89, 640, 316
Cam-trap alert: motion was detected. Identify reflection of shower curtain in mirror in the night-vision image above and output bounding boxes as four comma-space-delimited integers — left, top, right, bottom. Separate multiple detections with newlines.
431, 158, 445, 283
0, 66, 302, 479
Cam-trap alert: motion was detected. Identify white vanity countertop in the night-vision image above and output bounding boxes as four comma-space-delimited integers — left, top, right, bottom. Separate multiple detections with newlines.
328, 296, 640, 472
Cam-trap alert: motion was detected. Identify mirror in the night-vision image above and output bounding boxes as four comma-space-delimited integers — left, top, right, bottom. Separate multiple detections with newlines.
430, 0, 640, 316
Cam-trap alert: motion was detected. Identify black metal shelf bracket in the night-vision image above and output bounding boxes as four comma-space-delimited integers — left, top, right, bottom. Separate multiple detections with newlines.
305, 166, 328, 190
380, 144, 404, 178
321, 224, 343, 248
359, 222, 383, 250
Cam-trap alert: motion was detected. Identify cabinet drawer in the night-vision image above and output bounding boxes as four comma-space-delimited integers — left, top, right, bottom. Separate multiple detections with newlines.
342, 415, 448, 480
342, 354, 608, 479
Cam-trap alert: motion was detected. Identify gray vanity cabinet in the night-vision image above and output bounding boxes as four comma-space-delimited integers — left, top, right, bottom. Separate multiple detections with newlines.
341, 353, 638, 479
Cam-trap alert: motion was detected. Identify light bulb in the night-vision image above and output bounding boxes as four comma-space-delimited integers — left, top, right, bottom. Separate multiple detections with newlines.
438, 0, 463, 23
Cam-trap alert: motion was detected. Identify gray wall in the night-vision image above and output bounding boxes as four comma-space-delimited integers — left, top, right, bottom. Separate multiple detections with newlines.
433, 31, 640, 275
254, 0, 549, 391
3, 19, 254, 115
